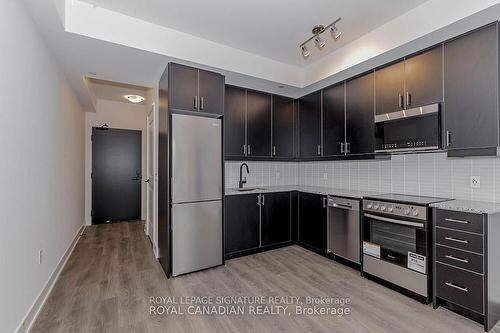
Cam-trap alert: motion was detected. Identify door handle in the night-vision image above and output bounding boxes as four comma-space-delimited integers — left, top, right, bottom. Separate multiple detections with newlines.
194, 96, 198, 109
446, 130, 451, 147
131, 178, 140, 181
257, 195, 261, 206
398, 93, 404, 108
248, 145, 251, 155
243, 145, 247, 155
323, 197, 327, 208
345, 142, 351, 153
445, 218, 469, 224
273, 146, 276, 156
317, 145, 321, 155
340, 142, 344, 154
406, 91, 411, 107
262, 195, 265, 205
200, 96, 205, 110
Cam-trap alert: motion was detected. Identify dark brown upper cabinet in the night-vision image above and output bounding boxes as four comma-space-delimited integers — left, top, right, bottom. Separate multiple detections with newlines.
322, 82, 345, 156
247, 90, 272, 157
444, 23, 498, 153
404, 46, 443, 108
375, 61, 405, 115
168, 63, 224, 115
272, 95, 295, 158
346, 72, 375, 155
375, 45, 443, 115
299, 91, 322, 158
224, 86, 247, 157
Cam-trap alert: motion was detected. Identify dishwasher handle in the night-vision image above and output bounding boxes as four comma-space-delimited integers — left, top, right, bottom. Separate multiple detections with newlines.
328, 197, 360, 211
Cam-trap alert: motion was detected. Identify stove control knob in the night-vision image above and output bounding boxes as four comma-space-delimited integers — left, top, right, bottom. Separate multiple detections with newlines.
412, 210, 419, 216
387, 206, 394, 212
380, 205, 386, 211
367, 202, 373, 209
404, 209, 410, 215
373, 204, 379, 210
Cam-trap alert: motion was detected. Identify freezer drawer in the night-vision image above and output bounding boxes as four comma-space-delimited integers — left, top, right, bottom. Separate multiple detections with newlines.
172, 114, 222, 203
172, 200, 222, 276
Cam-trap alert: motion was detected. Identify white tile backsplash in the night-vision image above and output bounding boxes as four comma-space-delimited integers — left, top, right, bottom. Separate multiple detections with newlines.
225, 153, 499, 202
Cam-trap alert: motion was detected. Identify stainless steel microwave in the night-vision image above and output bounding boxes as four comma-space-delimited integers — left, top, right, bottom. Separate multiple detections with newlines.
374, 104, 441, 153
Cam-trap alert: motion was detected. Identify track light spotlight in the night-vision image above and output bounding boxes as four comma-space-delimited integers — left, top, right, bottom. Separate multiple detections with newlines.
301, 45, 310, 58
331, 25, 342, 40
314, 35, 325, 49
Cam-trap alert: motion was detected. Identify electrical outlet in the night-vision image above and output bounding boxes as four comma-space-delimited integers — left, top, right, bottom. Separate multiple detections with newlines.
38, 250, 43, 265
323, 173, 328, 180
471, 176, 481, 189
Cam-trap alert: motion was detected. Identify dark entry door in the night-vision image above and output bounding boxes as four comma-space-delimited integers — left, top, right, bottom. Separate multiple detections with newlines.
92, 128, 141, 224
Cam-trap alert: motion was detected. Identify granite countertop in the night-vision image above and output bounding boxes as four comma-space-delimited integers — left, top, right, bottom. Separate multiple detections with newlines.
430, 199, 500, 215
225, 185, 381, 199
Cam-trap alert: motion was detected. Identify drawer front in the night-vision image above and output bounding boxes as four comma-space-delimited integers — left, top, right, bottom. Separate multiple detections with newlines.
435, 228, 483, 254
436, 209, 483, 234
435, 263, 483, 314
435, 245, 483, 274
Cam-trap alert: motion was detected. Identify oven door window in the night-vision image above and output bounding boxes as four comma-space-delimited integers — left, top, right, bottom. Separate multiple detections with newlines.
364, 216, 426, 267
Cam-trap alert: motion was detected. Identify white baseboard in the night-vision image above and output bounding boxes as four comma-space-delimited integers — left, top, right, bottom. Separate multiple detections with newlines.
15, 224, 85, 333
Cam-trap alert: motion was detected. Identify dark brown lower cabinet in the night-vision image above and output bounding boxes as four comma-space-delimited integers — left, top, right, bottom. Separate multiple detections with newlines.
298, 192, 327, 253
261, 192, 291, 246
433, 208, 500, 331
225, 194, 260, 256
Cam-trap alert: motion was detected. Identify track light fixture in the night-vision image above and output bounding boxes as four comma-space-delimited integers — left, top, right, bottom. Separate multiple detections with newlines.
331, 24, 342, 40
314, 35, 325, 49
301, 45, 310, 58
299, 17, 341, 58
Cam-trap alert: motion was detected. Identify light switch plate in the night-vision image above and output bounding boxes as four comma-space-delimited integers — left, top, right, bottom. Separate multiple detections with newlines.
471, 176, 481, 189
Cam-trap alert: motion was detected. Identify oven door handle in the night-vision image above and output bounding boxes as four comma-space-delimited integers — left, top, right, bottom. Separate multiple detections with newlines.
364, 213, 425, 228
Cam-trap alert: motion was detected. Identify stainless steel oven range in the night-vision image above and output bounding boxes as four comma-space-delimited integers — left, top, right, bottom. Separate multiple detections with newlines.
362, 194, 450, 303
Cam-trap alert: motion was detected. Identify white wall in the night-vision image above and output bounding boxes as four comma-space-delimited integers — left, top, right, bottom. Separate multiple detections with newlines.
85, 99, 148, 225
0, 1, 85, 332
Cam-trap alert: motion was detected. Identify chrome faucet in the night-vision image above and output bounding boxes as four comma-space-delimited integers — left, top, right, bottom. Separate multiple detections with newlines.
238, 163, 249, 189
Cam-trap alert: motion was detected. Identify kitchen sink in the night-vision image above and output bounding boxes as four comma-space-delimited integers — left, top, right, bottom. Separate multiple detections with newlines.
233, 187, 263, 192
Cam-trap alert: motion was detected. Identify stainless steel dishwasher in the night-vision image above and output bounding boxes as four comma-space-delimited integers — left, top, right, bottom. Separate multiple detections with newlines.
327, 196, 360, 264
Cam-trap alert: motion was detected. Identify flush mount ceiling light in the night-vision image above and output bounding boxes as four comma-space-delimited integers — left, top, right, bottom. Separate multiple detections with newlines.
299, 17, 342, 58
124, 94, 145, 103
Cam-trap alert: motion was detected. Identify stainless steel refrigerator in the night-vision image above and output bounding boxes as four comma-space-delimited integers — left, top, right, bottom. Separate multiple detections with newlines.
170, 113, 223, 276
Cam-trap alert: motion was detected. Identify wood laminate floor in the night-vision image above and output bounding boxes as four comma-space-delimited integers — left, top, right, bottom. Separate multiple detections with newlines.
32, 221, 499, 333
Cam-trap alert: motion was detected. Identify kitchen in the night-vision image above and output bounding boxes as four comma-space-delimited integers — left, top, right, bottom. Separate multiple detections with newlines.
9, 1, 500, 333
157, 21, 500, 332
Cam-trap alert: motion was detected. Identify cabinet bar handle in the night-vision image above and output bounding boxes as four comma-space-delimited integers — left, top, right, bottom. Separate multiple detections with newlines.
200, 96, 205, 110
446, 130, 451, 147
340, 142, 344, 154
445, 218, 469, 224
257, 195, 261, 206
248, 145, 251, 155
445, 255, 469, 263
346, 142, 351, 153
317, 145, 321, 155
445, 282, 469, 292
398, 94, 404, 108
243, 145, 247, 155
273, 146, 276, 156
444, 236, 469, 244
262, 195, 265, 205
194, 96, 198, 109
406, 92, 411, 107
323, 197, 327, 208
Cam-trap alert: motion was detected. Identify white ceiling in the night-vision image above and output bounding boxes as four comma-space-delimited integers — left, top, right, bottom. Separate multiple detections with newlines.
87, 78, 151, 106
80, 0, 428, 67
20, 0, 500, 111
